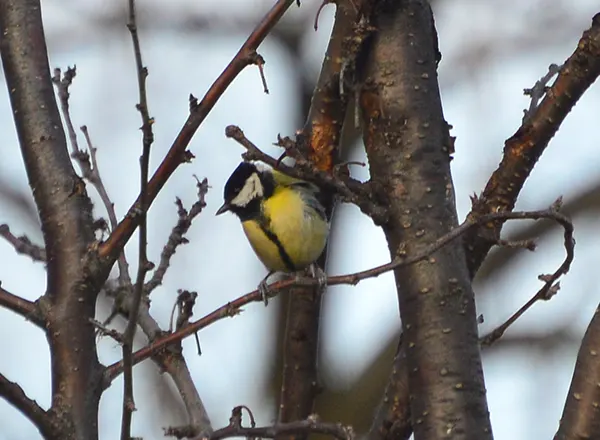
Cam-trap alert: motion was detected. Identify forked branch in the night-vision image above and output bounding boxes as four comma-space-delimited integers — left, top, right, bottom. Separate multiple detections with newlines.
464, 13, 600, 275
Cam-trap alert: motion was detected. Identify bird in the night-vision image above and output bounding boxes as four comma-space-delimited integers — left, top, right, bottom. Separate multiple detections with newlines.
216, 161, 329, 305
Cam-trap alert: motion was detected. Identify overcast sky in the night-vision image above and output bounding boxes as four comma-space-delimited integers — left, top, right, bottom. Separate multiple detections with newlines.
1, 1, 599, 439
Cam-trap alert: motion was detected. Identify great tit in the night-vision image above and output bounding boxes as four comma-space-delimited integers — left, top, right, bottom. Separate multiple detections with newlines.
216, 161, 329, 304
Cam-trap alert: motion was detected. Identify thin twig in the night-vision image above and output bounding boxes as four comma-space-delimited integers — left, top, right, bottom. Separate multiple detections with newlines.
314, 0, 333, 31
496, 238, 537, 250
0, 224, 46, 262
169, 290, 201, 354
81, 125, 132, 286
98, 0, 297, 263
120, 1, 154, 438
145, 177, 208, 294
481, 200, 574, 346
51, 66, 80, 156
0, 283, 44, 328
105, 203, 573, 379
174, 290, 198, 331
90, 318, 125, 343
206, 410, 354, 440
522, 63, 563, 123
249, 52, 269, 94
52, 67, 132, 285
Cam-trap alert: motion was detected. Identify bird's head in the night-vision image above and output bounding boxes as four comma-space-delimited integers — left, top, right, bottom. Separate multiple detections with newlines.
216, 162, 273, 219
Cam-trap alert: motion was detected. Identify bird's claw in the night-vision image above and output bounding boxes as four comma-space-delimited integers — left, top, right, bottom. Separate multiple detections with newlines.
310, 263, 327, 292
259, 271, 276, 306
258, 278, 270, 306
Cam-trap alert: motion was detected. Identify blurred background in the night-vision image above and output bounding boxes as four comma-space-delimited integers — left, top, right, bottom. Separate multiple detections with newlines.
1, 0, 599, 439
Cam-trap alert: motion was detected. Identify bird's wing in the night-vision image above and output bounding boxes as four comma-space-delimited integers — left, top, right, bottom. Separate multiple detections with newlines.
270, 168, 306, 186
271, 168, 328, 220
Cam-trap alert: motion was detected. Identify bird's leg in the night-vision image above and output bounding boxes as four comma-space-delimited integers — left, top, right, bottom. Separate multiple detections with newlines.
309, 262, 327, 292
258, 270, 276, 306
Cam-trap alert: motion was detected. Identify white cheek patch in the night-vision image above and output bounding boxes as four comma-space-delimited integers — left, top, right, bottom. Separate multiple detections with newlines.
231, 172, 264, 207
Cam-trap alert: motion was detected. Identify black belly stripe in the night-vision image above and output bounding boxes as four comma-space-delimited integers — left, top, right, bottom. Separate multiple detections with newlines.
257, 221, 296, 272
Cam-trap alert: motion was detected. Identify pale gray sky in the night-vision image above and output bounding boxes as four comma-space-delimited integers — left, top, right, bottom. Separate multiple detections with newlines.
0, 1, 599, 439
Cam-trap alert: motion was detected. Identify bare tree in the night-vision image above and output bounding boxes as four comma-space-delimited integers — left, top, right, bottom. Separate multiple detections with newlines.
1, 0, 599, 439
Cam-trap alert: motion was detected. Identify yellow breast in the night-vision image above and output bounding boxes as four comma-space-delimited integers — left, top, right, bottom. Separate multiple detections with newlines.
241, 187, 328, 273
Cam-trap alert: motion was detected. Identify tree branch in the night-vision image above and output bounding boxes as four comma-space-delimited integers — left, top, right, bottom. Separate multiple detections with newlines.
0, 224, 46, 262
359, 0, 493, 438
275, 1, 357, 433
99, 183, 212, 436
0, 1, 104, 438
105, 205, 571, 381
366, 10, 600, 440
227, 126, 387, 221
480, 199, 574, 346
366, 201, 573, 440
555, 302, 600, 439
117, 288, 213, 438
145, 177, 208, 294
0, 373, 55, 438
98, 0, 297, 266
0, 283, 44, 328
464, 12, 600, 276
51, 65, 132, 286
158, 291, 211, 438
205, 408, 353, 440
120, 1, 155, 438
158, 350, 213, 439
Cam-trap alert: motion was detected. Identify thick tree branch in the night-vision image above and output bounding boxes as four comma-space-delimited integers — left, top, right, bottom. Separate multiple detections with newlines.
0, 283, 45, 328
275, 1, 357, 434
0, 1, 104, 439
555, 303, 600, 439
98, 0, 297, 266
464, 12, 600, 275
0, 373, 55, 438
359, 0, 492, 439
367, 11, 600, 440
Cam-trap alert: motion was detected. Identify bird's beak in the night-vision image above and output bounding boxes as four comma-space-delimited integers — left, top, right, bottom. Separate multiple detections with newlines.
216, 202, 231, 216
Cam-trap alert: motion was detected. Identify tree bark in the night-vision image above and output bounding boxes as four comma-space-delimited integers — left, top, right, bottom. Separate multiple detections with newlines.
0, 1, 104, 438
359, 1, 492, 438
555, 303, 600, 440
277, 2, 356, 436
